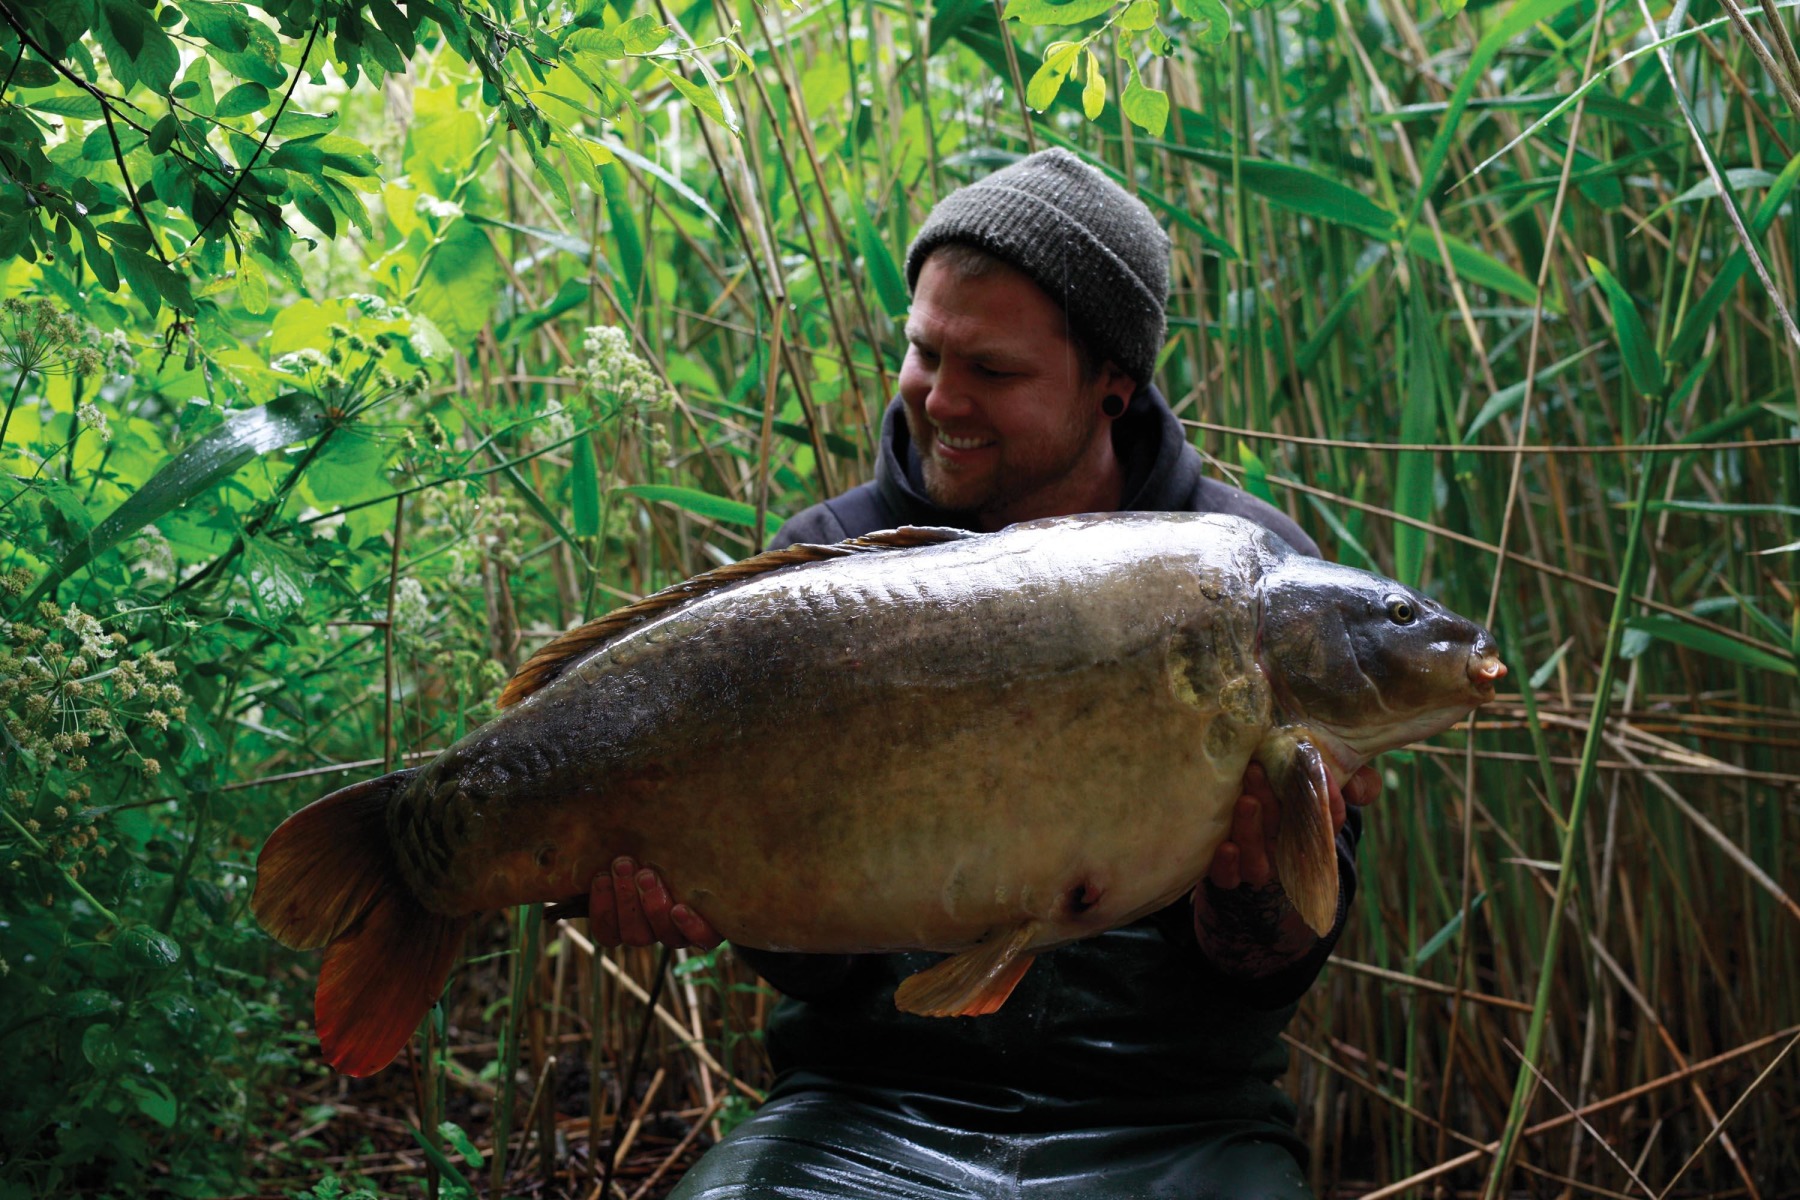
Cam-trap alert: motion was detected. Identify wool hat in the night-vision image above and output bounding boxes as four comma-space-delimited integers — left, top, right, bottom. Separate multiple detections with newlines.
903, 148, 1170, 385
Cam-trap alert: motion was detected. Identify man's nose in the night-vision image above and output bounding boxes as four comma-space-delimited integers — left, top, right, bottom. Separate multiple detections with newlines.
923, 367, 975, 422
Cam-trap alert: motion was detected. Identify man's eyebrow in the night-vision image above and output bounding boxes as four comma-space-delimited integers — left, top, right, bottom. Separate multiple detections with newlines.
903, 328, 1030, 363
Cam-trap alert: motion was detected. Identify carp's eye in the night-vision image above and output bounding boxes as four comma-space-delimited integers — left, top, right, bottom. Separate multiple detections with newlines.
1385, 596, 1416, 625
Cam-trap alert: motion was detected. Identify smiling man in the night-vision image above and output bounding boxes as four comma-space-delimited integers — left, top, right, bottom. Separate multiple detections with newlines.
598, 148, 1378, 1199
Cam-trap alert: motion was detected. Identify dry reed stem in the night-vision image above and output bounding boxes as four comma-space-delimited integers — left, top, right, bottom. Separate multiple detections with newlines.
1357, 1025, 1800, 1198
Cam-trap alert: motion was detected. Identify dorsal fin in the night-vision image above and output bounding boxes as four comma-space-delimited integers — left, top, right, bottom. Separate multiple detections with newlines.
497, 525, 973, 707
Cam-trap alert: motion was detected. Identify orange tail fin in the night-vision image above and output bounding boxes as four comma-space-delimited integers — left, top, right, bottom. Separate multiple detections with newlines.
252, 770, 469, 1077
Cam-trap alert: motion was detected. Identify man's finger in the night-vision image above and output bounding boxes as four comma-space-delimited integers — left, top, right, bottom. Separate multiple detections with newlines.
612, 857, 655, 946
672, 904, 724, 950
637, 868, 689, 948
1234, 796, 1272, 887
1345, 765, 1382, 808
1327, 775, 1346, 833
588, 868, 622, 945
1207, 841, 1242, 891
1241, 761, 1276, 804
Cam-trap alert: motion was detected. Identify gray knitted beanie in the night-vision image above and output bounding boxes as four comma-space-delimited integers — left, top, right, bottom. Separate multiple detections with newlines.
904, 148, 1170, 385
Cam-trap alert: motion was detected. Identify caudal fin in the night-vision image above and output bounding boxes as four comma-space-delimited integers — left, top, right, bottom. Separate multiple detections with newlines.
252, 770, 469, 1076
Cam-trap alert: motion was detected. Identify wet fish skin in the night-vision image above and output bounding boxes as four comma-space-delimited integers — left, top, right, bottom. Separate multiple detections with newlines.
253, 511, 1502, 1074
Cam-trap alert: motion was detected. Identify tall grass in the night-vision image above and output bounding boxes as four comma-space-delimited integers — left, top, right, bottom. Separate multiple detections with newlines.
211, 0, 1800, 1194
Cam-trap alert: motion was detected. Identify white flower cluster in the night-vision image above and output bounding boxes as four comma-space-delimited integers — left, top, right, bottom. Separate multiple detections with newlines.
578, 326, 674, 414
529, 398, 577, 450
130, 528, 175, 586
422, 491, 524, 590
272, 347, 329, 378
61, 607, 117, 661
76, 402, 111, 443
392, 577, 432, 638
104, 329, 135, 374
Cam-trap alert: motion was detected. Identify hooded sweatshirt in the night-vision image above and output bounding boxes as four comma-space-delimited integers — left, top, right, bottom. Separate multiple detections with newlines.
734, 387, 1359, 1129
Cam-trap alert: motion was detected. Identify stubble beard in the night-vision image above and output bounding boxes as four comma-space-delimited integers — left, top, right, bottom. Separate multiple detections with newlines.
909, 404, 1103, 520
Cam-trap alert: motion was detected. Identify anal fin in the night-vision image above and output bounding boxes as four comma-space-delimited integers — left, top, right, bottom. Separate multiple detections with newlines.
894, 923, 1040, 1018
1256, 732, 1341, 937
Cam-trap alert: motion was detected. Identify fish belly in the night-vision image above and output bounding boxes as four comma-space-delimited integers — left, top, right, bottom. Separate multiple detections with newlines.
410, 514, 1274, 954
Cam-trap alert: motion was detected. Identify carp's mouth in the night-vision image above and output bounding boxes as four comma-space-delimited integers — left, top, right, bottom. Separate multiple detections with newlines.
1470, 648, 1506, 703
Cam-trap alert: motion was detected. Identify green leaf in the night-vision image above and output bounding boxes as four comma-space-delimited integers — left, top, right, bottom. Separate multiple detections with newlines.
1393, 290, 1440, 587
1528, 641, 1572, 691
1003, 0, 1117, 25
1119, 0, 1159, 29
148, 112, 180, 155
10, 59, 57, 88
1121, 69, 1168, 136
618, 484, 783, 536
849, 193, 910, 321
175, 0, 254, 52
1413, 892, 1486, 965
571, 433, 601, 537
204, 16, 286, 87
1152, 143, 1395, 238
1463, 343, 1601, 441
96, 0, 180, 93
28, 395, 327, 603
1170, 0, 1230, 41
1622, 617, 1796, 677
367, 0, 419, 58
655, 63, 737, 133
119, 1077, 179, 1127
215, 81, 271, 118
438, 1121, 486, 1169
1587, 257, 1665, 398
1080, 50, 1105, 120
413, 220, 500, 348
1236, 442, 1274, 505
82, 1025, 121, 1072
115, 926, 182, 969
26, 93, 104, 119
618, 14, 672, 52
1670, 150, 1800, 363
1026, 41, 1080, 110
238, 254, 269, 314
599, 162, 643, 318
407, 1128, 477, 1193
68, 989, 122, 1020
112, 246, 167, 319
291, 176, 337, 237
564, 26, 626, 58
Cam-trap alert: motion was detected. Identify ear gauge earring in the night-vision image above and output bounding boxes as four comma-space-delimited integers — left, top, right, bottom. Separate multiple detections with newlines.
1101, 395, 1126, 418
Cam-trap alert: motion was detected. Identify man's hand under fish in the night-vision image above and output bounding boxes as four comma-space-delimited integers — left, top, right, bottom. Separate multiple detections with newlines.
584, 763, 1384, 956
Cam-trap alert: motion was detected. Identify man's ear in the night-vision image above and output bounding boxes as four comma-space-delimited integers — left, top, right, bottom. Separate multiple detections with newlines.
1099, 361, 1137, 406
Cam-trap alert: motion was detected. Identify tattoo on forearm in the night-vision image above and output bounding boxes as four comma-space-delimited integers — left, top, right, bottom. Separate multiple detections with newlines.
1195, 881, 1317, 979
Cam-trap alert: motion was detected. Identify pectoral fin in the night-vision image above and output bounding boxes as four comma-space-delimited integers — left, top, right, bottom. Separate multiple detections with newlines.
1256, 733, 1340, 938
893, 923, 1041, 1017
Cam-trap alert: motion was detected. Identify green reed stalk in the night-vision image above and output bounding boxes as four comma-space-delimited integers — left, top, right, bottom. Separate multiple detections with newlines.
1482, 385, 1673, 1198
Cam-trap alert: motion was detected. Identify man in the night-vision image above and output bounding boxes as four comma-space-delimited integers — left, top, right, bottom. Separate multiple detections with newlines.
589, 148, 1378, 1197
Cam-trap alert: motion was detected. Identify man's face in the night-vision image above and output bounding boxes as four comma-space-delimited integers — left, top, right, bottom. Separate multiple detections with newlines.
899, 255, 1134, 531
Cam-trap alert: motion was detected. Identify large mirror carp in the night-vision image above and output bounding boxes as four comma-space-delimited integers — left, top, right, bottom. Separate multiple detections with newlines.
253, 512, 1504, 1075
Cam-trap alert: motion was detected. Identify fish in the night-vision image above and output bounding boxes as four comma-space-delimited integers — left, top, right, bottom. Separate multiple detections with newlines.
252, 512, 1504, 1076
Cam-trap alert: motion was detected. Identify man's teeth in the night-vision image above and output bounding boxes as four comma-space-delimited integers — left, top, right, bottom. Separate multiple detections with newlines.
936, 431, 991, 450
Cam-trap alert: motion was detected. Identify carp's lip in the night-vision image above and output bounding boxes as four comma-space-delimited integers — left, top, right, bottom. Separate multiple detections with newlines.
1469, 651, 1506, 703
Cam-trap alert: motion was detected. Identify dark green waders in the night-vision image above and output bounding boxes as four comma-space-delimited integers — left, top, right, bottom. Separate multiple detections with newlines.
667, 896, 1358, 1200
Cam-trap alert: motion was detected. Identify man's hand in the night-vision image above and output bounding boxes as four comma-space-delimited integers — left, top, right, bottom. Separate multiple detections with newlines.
1193, 763, 1380, 978
587, 856, 723, 950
